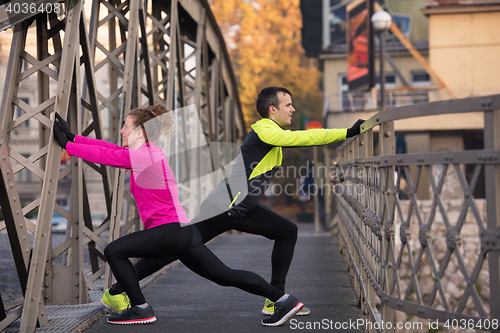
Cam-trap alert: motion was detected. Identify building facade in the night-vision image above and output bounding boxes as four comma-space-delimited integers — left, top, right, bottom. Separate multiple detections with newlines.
308, 0, 500, 199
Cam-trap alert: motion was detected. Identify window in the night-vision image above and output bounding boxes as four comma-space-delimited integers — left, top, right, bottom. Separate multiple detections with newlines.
15, 97, 30, 128
339, 75, 349, 110
56, 199, 68, 206
375, 73, 397, 88
375, 74, 397, 107
15, 154, 31, 183
338, 73, 397, 110
338, 74, 366, 111
411, 71, 431, 103
411, 72, 430, 86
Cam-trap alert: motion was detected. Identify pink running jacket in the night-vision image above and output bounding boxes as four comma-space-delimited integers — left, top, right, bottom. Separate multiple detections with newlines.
66, 135, 190, 229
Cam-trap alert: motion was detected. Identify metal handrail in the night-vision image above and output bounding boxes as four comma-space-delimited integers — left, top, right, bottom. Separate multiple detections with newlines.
360, 94, 500, 134
332, 94, 500, 332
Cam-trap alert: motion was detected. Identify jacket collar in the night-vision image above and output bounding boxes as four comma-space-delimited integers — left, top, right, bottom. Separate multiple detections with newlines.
251, 117, 284, 131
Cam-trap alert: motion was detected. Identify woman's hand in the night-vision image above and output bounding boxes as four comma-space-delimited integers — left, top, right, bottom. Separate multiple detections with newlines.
53, 122, 69, 149
55, 113, 75, 142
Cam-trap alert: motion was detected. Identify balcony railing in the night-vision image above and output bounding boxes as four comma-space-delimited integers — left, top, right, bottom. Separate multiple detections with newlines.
325, 87, 457, 113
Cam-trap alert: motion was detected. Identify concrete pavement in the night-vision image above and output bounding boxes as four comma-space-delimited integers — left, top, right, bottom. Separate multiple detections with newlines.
83, 223, 363, 333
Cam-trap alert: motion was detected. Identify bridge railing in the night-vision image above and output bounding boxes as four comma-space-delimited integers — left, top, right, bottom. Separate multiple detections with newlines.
332, 94, 500, 332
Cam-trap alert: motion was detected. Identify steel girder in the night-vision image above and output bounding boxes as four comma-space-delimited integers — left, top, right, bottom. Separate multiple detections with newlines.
0, 0, 245, 331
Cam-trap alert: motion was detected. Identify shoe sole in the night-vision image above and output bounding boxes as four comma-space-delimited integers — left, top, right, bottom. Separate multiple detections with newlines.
107, 316, 157, 325
261, 302, 304, 327
297, 308, 310, 316
262, 308, 274, 315
100, 299, 123, 313
262, 307, 310, 316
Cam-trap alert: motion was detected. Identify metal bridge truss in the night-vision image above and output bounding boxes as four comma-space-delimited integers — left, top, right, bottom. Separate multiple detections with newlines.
333, 95, 500, 332
0, 0, 245, 331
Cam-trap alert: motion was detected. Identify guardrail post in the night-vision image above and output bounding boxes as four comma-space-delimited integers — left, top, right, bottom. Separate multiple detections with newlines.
344, 138, 359, 311
352, 135, 368, 325
484, 108, 500, 320
379, 120, 396, 332
359, 130, 378, 332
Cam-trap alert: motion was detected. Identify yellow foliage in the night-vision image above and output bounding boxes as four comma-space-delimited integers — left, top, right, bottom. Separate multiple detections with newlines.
208, 0, 323, 129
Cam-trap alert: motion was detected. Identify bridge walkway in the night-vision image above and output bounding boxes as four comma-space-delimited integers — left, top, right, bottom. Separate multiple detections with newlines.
82, 221, 362, 333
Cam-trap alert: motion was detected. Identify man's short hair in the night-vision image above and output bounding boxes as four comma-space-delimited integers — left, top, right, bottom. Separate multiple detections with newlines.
256, 86, 292, 118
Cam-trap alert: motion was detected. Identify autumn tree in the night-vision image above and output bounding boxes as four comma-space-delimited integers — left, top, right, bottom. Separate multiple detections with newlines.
208, 0, 323, 128
208, 0, 325, 210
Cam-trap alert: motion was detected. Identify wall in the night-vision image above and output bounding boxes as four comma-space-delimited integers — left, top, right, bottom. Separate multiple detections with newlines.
322, 50, 430, 107
427, 7, 500, 97
386, 0, 429, 42
393, 198, 489, 329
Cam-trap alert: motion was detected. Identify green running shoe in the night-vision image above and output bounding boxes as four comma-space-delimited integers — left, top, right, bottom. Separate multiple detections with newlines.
101, 289, 130, 313
262, 298, 310, 316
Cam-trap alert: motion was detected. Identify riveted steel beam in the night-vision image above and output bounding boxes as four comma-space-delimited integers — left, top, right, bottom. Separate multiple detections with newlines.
20, 0, 84, 330
484, 108, 500, 320
0, 17, 55, 332
1, 0, 244, 330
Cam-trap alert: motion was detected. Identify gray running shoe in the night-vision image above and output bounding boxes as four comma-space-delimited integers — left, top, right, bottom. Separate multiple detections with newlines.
261, 295, 303, 327
107, 305, 156, 325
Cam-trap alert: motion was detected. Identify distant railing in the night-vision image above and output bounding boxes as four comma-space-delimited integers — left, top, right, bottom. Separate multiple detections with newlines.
325, 87, 457, 113
331, 95, 500, 332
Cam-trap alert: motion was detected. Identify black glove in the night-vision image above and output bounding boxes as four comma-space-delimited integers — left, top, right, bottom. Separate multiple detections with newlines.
346, 119, 365, 138
53, 122, 69, 149
55, 112, 75, 142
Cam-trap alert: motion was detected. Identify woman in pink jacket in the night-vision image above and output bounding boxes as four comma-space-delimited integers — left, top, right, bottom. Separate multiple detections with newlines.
52, 105, 303, 326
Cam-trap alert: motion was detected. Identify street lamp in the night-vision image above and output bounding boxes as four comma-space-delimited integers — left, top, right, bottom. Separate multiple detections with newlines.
371, 10, 392, 109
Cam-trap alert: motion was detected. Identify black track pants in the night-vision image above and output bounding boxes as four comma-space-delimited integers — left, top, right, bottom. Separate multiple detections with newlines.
112, 203, 298, 295
195, 203, 298, 292
104, 222, 284, 306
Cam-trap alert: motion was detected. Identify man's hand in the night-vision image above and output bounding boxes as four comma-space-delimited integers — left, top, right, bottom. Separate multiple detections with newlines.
55, 113, 75, 142
346, 119, 365, 138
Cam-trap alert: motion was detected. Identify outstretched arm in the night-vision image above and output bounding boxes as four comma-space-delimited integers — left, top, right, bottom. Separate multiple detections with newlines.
53, 118, 132, 169
255, 118, 365, 147
74, 135, 122, 150
65, 142, 132, 169
255, 125, 347, 147
54, 112, 122, 149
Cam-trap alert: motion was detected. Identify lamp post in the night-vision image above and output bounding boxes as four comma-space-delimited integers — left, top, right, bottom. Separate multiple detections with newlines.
371, 10, 392, 109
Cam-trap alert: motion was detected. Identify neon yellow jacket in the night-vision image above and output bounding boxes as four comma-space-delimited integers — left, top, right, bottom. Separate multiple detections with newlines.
249, 118, 347, 180
205, 118, 347, 217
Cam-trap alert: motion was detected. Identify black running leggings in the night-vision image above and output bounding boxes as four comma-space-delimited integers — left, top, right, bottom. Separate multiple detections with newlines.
112, 203, 297, 296
104, 222, 285, 306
